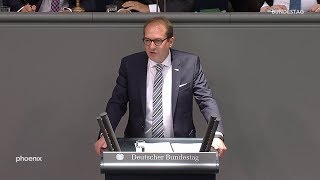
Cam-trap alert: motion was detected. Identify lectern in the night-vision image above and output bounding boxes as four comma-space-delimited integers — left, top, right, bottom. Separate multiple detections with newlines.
100, 138, 219, 180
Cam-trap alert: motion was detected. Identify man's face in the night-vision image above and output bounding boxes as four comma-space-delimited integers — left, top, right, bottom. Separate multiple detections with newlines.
143, 23, 174, 63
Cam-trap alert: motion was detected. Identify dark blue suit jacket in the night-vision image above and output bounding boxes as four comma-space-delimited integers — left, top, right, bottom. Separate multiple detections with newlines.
107, 49, 223, 138
96, 0, 194, 12
194, 0, 228, 11
3, 0, 95, 12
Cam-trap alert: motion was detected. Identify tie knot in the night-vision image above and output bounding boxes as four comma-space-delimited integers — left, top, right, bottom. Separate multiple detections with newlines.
155, 64, 164, 72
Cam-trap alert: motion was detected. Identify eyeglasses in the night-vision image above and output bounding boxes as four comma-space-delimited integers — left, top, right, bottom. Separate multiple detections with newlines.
142, 37, 169, 46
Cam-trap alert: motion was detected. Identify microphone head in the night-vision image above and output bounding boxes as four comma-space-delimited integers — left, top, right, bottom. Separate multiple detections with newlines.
100, 112, 107, 117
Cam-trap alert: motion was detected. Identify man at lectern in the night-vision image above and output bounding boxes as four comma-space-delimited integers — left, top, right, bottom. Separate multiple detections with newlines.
95, 16, 227, 157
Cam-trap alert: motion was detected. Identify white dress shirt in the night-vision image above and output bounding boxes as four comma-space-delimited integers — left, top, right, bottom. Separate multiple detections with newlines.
149, 4, 161, 12
261, 0, 318, 11
145, 52, 174, 138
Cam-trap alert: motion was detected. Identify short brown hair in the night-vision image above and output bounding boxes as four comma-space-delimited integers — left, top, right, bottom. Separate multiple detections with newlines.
143, 16, 173, 38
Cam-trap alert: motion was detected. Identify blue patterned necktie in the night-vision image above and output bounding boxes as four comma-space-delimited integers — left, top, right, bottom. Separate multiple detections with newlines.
152, 64, 164, 138
50, 0, 60, 12
289, 0, 301, 10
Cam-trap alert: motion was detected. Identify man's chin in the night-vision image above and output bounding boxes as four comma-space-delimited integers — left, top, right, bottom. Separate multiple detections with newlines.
147, 54, 160, 62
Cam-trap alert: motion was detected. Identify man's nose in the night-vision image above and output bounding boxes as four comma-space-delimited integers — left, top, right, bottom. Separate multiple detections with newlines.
149, 41, 157, 49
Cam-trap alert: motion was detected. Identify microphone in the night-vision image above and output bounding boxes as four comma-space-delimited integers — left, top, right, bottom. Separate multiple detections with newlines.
156, 0, 159, 13
97, 116, 114, 151
199, 116, 219, 152
100, 112, 121, 151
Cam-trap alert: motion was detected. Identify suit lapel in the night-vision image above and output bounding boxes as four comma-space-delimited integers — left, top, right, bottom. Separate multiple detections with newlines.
139, 53, 148, 120
36, 0, 44, 12
171, 50, 181, 119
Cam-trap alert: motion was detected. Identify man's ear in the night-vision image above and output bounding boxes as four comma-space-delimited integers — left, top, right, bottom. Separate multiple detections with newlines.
169, 37, 175, 47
